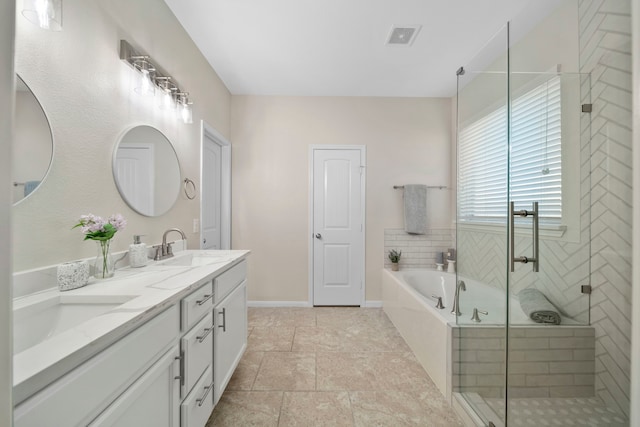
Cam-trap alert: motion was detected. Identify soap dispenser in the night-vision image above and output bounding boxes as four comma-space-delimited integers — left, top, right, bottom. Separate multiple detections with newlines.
129, 235, 148, 268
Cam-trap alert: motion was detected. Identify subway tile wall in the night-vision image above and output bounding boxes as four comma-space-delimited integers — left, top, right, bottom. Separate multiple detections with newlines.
383, 228, 454, 269
452, 326, 596, 398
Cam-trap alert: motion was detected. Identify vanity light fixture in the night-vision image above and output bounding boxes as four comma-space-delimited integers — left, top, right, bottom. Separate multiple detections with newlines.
22, 0, 62, 31
120, 39, 194, 123
131, 56, 155, 96
156, 77, 176, 109
176, 93, 193, 124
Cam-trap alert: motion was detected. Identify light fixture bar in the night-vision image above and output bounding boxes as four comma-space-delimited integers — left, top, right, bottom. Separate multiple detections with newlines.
119, 40, 194, 120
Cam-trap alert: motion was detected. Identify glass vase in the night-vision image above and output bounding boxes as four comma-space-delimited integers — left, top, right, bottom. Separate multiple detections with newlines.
94, 240, 115, 279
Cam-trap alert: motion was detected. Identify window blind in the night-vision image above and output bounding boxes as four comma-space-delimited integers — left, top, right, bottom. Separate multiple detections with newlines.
459, 76, 562, 224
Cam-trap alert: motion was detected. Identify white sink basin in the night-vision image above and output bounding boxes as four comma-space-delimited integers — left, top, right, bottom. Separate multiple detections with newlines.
157, 253, 228, 267
13, 294, 135, 354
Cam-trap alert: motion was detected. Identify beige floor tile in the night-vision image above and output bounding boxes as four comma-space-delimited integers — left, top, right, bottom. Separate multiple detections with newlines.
253, 352, 316, 391
206, 391, 283, 427
278, 391, 355, 426
315, 307, 395, 329
248, 307, 317, 328
350, 391, 464, 427
226, 352, 264, 391
317, 352, 433, 391
248, 327, 295, 351
292, 326, 411, 352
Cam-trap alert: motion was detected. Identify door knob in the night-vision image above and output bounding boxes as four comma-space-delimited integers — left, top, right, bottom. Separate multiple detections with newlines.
315, 233, 322, 239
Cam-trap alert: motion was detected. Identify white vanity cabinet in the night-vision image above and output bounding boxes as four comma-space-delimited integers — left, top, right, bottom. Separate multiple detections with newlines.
13, 252, 249, 427
14, 305, 180, 427
213, 261, 248, 405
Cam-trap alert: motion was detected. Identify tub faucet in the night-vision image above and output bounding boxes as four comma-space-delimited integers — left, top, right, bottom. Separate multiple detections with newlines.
431, 295, 445, 309
450, 280, 466, 316
471, 308, 488, 323
154, 228, 187, 260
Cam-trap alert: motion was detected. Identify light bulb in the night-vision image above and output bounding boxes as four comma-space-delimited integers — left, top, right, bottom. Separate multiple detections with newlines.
181, 102, 193, 124
133, 60, 155, 96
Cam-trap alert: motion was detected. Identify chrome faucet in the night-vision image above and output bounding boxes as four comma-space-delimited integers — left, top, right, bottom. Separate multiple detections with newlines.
154, 228, 187, 260
450, 280, 466, 316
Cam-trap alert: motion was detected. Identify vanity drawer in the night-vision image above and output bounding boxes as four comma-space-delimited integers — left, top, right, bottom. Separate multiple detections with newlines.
214, 260, 246, 304
181, 366, 214, 427
181, 280, 214, 332
181, 313, 213, 396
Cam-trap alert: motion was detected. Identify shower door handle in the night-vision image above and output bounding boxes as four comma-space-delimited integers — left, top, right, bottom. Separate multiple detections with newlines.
510, 201, 539, 272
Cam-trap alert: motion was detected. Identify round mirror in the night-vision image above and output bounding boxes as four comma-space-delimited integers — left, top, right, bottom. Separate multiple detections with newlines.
13, 75, 54, 204
112, 125, 181, 217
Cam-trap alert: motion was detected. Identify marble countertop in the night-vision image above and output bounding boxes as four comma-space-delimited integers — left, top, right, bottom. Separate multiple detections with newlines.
12, 249, 250, 405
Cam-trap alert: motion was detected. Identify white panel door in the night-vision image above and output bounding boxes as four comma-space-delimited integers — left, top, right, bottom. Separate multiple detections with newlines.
312, 148, 364, 306
202, 135, 222, 249
115, 144, 154, 216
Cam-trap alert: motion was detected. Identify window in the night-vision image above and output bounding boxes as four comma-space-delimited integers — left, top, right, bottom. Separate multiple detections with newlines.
458, 76, 562, 224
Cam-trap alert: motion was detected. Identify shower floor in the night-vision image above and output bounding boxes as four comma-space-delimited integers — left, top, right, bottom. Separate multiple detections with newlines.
462, 392, 628, 426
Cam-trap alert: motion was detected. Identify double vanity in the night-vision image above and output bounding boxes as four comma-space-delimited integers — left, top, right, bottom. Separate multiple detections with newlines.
12, 249, 249, 427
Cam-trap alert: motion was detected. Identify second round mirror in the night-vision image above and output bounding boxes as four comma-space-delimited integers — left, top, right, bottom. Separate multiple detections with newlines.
113, 125, 181, 217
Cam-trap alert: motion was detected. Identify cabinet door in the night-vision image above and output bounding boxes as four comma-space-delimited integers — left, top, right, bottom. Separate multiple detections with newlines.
89, 346, 180, 427
213, 281, 247, 405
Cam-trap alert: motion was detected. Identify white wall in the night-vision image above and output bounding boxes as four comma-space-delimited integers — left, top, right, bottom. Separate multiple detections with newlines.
0, 0, 14, 424
231, 96, 452, 303
12, 0, 231, 272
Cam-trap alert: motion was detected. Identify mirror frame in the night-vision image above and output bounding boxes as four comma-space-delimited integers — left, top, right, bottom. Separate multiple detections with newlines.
112, 125, 182, 217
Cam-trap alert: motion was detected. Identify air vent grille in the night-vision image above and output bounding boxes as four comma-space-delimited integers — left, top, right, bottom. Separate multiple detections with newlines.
387, 26, 421, 46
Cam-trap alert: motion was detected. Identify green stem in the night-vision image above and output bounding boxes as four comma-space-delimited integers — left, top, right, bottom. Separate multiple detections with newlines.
101, 240, 110, 278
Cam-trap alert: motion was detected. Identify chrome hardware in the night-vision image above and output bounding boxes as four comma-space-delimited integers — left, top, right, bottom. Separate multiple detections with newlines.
218, 308, 226, 332
581, 285, 592, 294
174, 352, 184, 386
582, 103, 593, 113
155, 228, 187, 261
315, 233, 322, 239
451, 280, 466, 316
203, 238, 207, 244
196, 293, 213, 306
196, 326, 213, 343
183, 177, 196, 200
431, 295, 445, 309
471, 308, 488, 323
196, 383, 213, 407
510, 202, 539, 272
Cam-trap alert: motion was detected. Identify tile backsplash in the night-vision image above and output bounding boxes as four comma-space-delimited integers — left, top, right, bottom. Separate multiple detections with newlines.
383, 228, 454, 269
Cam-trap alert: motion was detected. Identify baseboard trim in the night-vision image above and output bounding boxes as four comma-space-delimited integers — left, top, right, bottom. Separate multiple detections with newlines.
363, 300, 383, 308
247, 300, 383, 308
247, 301, 312, 308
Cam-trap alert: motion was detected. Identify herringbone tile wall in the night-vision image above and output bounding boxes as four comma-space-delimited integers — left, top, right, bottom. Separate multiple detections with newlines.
579, 0, 632, 417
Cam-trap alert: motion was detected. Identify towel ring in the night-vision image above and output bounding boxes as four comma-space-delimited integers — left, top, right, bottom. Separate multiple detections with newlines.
183, 178, 196, 200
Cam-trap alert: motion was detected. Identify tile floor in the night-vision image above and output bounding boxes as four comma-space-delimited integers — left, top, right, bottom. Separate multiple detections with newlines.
206, 307, 463, 426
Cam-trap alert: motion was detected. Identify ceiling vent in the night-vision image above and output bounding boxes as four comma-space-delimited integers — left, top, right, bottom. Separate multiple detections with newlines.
386, 25, 421, 46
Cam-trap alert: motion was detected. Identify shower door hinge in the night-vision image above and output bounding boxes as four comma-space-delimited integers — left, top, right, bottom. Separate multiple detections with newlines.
581, 285, 592, 294
582, 103, 593, 113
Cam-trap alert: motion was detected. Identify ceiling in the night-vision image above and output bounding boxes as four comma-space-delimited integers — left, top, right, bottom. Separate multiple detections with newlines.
163, 0, 561, 98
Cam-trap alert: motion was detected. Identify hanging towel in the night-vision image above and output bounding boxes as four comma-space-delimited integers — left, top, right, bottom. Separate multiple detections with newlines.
403, 184, 428, 234
518, 288, 562, 325
23, 181, 40, 197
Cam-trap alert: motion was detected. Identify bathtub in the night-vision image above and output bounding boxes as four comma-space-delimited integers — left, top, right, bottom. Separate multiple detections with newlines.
382, 269, 593, 399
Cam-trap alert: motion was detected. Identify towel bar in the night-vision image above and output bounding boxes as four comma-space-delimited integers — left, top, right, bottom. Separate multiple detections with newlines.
393, 185, 447, 190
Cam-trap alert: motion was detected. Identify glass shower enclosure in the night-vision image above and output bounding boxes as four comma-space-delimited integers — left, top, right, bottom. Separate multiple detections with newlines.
450, 1, 628, 425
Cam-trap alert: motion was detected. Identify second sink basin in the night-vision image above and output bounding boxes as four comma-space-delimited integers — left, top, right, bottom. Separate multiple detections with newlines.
157, 252, 228, 267
13, 294, 135, 354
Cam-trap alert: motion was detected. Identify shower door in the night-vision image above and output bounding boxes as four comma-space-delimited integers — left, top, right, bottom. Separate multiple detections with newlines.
455, 2, 592, 425
454, 23, 510, 427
